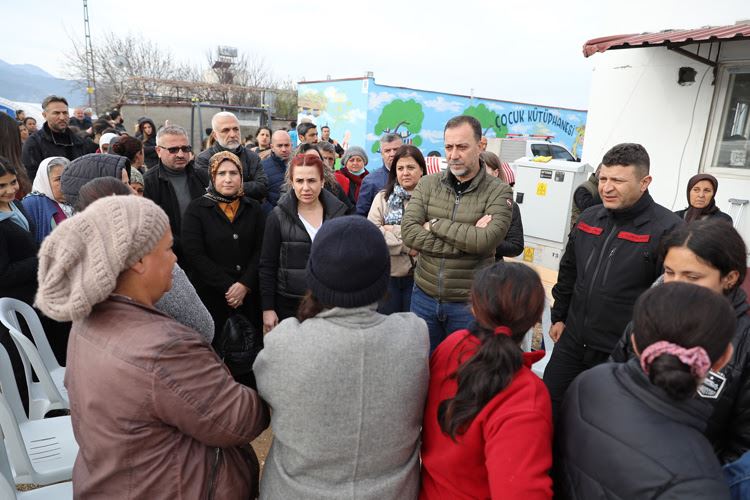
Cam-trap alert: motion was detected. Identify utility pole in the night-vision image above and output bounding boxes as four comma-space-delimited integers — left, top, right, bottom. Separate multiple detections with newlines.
83, 0, 98, 111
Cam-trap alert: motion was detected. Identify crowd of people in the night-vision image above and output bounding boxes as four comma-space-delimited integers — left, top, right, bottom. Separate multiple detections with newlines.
0, 95, 749, 499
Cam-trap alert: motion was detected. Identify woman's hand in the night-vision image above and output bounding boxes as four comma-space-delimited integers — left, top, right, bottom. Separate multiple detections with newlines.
225, 282, 248, 309
263, 310, 279, 334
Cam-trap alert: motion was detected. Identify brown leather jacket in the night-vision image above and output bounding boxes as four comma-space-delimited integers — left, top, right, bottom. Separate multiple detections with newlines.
65, 296, 269, 499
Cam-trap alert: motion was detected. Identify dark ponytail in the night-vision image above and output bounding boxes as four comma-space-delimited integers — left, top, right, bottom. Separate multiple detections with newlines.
633, 282, 736, 400
438, 262, 545, 439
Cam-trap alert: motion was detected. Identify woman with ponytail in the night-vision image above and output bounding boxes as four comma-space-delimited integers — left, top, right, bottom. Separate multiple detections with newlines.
420, 262, 552, 499
557, 282, 736, 499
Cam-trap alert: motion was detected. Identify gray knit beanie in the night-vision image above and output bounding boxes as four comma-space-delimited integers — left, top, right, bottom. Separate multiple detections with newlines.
35, 195, 170, 321
341, 146, 368, 168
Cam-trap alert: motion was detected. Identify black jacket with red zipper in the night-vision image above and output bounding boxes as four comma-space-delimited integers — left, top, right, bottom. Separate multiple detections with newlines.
551, 191, 682, 353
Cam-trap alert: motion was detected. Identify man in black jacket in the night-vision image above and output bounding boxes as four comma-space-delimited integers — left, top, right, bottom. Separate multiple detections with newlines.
144, 125, 209, 266
22, 95, 88, 181
543, 143, 682, 418
195, 112, 268, 202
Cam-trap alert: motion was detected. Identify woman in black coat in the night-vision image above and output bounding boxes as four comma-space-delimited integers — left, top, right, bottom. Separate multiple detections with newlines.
558, 282, 736, 499
674, 173, 733, 224
611, 220, 750, 464
182, 151, 265, 343
259, 154, 347, 333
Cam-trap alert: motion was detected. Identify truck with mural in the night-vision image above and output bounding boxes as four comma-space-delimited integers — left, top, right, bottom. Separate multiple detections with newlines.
296, 77, 587, 168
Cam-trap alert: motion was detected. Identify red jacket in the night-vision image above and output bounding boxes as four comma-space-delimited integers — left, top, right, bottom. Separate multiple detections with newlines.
334, 168, 368, 204
420, 330, 553, 500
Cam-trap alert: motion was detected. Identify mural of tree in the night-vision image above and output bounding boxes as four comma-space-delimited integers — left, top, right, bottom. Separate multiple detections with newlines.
463, 104, 507, 138
371, 99, 424, 153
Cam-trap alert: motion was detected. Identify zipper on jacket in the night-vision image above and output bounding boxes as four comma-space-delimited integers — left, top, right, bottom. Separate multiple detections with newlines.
582, 223, 619, 328
437, 192, 462, 299
600, 247, 617, 287
206, 447, 222, 500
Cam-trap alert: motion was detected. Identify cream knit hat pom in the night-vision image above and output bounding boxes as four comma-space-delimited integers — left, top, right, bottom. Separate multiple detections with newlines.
35, 195, 170, 322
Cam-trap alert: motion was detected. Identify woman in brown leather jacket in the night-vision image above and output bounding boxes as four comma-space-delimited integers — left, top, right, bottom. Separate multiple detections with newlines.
35, 195, 269, 499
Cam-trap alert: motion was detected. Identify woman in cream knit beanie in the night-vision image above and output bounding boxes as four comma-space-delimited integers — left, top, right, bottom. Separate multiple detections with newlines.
35, 195, 170, 322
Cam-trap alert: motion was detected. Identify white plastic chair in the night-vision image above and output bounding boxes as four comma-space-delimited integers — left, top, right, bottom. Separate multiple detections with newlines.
0, 345, 77, 486
0, 298, 68, 419
0, 438, 72, 499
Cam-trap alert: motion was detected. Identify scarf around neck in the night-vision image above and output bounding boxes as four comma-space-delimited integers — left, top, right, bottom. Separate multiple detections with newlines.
384, 184, 412, 225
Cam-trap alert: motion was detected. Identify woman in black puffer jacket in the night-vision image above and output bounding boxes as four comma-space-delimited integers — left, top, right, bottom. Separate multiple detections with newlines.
559, 282, 736, 499
611, 219, 750, 464
258, 155, 347, 333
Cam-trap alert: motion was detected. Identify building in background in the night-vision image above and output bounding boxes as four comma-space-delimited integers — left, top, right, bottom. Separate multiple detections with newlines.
297, 77, 587, 167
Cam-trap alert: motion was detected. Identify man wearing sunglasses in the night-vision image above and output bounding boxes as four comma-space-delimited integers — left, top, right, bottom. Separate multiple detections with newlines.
195, 111, 268, 202
143, 124, 209, 266
21, 95, 88, 182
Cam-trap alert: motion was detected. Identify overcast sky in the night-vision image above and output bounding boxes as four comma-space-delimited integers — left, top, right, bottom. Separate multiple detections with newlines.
2, 1, 748, 110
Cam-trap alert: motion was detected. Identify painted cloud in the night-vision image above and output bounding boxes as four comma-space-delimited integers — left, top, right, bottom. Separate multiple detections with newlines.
423, 96, 462, 113
369, 91, 396, 110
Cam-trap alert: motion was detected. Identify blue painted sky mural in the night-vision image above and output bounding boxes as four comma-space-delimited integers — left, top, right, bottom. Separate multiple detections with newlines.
298, 78, 587, 170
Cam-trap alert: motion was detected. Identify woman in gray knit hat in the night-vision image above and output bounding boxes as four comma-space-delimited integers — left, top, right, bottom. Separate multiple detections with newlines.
36, 195, 269, 499
254, 215, 429, 500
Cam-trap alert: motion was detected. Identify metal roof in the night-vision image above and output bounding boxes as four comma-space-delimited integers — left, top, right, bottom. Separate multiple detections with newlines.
583, 23, 750, 58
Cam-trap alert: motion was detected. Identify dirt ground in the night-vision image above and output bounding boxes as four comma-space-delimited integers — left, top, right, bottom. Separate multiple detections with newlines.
252, 427, 274, 472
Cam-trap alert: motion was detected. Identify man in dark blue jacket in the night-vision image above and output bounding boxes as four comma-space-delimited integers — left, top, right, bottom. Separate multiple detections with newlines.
261, 130, 292, 214
355, 132, 402, 216
543, 143, 682, 419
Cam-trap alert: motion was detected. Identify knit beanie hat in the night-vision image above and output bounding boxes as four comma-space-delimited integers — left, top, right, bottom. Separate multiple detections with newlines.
341, 146, 368, 168
306, 216, 390, 308
35, 195, 170, 322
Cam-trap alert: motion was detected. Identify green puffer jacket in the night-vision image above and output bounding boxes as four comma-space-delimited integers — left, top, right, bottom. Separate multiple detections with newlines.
402, 167, 513, 302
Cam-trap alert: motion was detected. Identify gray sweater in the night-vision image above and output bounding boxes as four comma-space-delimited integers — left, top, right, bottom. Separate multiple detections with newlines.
154, 264, 214, 343
254, 305, 429, 500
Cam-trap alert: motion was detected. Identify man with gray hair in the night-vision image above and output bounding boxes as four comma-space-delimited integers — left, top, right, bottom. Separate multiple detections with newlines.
195, 111, 268, 201
143, 124, 209, 265
355, 132, 403, 216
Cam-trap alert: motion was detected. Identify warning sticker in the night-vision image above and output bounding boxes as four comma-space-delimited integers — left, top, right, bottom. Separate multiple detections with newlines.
536, 182, 547, 196
523, 247, 535, 262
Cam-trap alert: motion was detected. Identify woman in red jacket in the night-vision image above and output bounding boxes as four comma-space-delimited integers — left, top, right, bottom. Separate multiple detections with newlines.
420, 261, 553, 499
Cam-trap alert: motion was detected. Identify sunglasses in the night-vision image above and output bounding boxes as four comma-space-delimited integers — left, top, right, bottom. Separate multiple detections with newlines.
159, 145, 192, 154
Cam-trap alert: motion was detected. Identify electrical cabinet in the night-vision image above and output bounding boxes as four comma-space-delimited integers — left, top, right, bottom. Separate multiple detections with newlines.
512, 158, 592, 270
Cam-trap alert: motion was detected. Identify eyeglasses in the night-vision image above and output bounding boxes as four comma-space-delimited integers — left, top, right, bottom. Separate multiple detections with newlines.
159, 145, 192, 154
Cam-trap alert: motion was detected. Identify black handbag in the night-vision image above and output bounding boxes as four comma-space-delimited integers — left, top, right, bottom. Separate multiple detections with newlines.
216, 313, 263, 387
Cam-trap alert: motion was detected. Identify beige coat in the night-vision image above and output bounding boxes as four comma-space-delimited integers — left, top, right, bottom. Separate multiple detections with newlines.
367, 190, 416, 277
65, 296, 269, 499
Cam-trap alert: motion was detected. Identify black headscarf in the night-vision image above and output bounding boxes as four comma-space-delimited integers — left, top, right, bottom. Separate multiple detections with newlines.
684, 173, 719, 223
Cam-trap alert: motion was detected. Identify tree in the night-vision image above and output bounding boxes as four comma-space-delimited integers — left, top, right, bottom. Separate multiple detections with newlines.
371, 99, 424, 153
463, 104, 507, 138
66, 32, 297, 118
66, 32, 196, 110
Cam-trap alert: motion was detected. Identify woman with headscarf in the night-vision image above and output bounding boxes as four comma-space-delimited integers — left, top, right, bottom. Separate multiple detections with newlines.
674, 173, 733, 224
181, 151, 265, 345
21, 157, 74, 243
35, 195, 269, 499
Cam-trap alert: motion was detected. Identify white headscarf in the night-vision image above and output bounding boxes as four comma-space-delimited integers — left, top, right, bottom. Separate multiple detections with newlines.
32, 157, 74, 217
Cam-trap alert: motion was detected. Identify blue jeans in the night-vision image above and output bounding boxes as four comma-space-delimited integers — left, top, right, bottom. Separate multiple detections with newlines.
725, 450, 750, 500
410, 285, 475, 354
378, 276, 414, 315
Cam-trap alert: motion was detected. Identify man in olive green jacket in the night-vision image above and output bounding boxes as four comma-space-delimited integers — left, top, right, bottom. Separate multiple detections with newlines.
402, 115, 513, 353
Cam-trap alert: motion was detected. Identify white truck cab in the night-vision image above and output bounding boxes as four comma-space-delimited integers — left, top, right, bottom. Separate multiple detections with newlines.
486, 135, 578, 163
